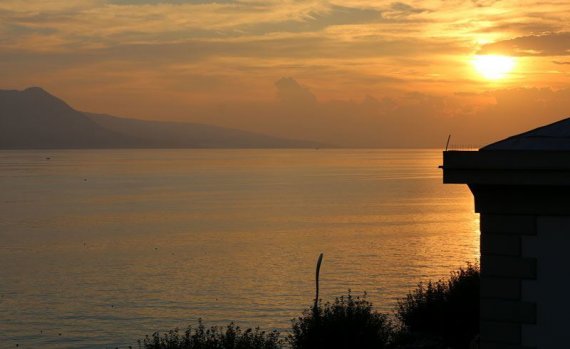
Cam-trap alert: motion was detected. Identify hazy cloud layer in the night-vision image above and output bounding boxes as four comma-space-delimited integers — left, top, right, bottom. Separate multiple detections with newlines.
480, 32, 570, 56
1, 0, 570, 146
170, 77, 570, 147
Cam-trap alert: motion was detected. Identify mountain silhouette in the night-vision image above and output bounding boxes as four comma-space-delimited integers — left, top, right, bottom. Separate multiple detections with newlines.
0, 87, 320, 149
0, 87, 138, 148
86, 112, 318, 148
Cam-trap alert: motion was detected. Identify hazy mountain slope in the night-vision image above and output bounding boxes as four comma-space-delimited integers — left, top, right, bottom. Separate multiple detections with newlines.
86, 113, 320, 148
0, 87, 137, 148
0, 87, 320, 149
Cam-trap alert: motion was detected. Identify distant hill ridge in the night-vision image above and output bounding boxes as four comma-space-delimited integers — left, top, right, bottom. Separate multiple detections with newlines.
0, 87, 319, 149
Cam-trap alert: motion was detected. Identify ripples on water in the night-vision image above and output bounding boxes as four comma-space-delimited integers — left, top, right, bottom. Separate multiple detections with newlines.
0, 149, 479, 348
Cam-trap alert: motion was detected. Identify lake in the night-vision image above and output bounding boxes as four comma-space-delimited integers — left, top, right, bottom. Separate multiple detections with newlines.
0, 149, 479, 348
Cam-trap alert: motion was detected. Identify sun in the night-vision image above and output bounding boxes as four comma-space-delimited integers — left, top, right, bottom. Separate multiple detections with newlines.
472, 55, 516, 80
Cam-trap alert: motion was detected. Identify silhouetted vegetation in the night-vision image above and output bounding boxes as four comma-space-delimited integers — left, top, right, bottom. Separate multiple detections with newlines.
139, 264, 480, 349
139, 320, 282, 349
289, 291, 392, 349
394, 264, 480, 349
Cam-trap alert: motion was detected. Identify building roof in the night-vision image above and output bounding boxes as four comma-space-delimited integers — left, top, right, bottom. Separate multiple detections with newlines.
482, 117, 570, 150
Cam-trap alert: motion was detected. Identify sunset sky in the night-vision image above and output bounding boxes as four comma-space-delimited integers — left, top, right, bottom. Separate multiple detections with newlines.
2, 0, 570, 147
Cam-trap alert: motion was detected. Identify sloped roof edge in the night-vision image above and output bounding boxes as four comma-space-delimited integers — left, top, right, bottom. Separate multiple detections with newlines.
481, 117, 570, 150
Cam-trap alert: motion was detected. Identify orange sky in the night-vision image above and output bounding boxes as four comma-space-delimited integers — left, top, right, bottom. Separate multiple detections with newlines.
2, 0, 570, 147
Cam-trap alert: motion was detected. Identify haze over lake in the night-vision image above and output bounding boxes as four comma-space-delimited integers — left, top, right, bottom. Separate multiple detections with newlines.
0, 149, 479, 349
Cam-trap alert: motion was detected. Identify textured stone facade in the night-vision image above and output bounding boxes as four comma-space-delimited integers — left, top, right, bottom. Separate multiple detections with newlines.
443, 121, 570, 348
479, 213, 537, 349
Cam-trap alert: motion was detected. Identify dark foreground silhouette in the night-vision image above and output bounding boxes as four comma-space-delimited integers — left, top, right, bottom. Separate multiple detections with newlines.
139, 264, 479, 349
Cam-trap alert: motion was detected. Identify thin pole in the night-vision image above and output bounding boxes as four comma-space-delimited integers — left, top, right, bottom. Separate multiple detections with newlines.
445, 134, 451, 151
314, 253, 324, 315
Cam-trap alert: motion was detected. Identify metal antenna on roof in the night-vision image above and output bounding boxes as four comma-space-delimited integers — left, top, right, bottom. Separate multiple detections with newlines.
445, 134, 451, 151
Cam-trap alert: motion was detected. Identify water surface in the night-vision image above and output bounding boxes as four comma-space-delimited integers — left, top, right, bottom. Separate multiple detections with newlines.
0, 149, 479, 348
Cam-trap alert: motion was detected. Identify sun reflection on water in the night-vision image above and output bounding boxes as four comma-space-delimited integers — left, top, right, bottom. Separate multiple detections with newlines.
0, 149, 479, 348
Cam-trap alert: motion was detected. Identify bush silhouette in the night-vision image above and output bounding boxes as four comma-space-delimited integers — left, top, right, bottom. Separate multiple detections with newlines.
395, 264, 479, 349
139, 319, 282, 349
138, 264, 480, 349
289, 291, 392, 349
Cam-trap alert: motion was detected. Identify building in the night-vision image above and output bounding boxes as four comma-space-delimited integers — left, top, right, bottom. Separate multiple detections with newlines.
442, 118, 570, 349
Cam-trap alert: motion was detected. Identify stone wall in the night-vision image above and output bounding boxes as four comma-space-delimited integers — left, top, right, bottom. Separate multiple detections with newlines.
443, 150, 570, 349
521, 217, 570, 348
479, 214, 537, 349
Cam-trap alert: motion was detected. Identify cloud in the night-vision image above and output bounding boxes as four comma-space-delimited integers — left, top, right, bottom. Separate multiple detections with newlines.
479, 32, 570, 56
243, 5, 381, 35
384, 2, 428, 18
2, 0, 570, 138
474, 21, 561, 36
175, 77, 570, 148
108, 0, 233, 4
274, 77, 316, 105
470, 0, 502, 7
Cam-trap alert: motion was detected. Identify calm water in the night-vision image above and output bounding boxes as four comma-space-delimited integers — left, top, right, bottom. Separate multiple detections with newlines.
0, 149, 478, 348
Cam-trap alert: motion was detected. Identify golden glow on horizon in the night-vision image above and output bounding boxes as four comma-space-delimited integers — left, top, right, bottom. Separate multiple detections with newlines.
472, 55, 516, 80
1, 0, 570, 147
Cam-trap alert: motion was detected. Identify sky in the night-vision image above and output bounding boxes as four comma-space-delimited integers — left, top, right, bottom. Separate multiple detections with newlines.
2, 0, 570, 147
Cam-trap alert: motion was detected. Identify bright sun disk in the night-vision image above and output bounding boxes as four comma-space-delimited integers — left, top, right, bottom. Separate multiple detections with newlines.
472, 55, 515, 80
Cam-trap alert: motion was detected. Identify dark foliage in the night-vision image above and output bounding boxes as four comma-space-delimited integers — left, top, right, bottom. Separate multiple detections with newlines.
391, 331, 447, 349
395, 264, 480, 349
139, 320, 282, 349
138, 264, 480, 349
289, 291, 393, 349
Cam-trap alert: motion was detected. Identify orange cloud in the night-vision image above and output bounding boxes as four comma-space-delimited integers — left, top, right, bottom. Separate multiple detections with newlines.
1, 0, 570, 146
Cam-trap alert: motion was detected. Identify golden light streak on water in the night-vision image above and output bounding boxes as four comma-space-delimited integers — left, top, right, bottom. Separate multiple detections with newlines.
0, 149, 479, 348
